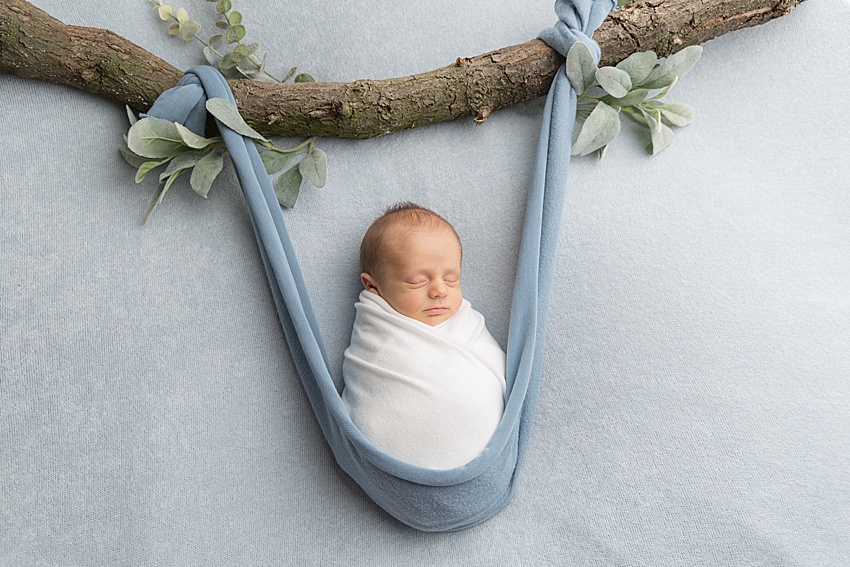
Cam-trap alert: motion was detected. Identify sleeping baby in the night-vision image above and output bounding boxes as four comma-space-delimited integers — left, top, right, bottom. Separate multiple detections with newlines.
341, 202, 507, 470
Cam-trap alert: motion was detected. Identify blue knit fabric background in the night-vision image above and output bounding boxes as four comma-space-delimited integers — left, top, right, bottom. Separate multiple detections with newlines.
2, 0, 849, 564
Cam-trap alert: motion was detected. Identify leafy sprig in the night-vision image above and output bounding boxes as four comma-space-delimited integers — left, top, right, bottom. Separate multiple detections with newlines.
121, 1, 327, 221
150, 0, 314, 83
120, 99, 327, 222
567, 43, 702, 158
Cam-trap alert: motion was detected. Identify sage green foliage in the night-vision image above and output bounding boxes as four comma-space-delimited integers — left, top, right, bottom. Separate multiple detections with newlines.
205, 98, 268, 141
568, 44, 702, 158
120, 1, 328, 220
275, 166, 303, 209
120, 100, 327, 221
149, 0, 314, 83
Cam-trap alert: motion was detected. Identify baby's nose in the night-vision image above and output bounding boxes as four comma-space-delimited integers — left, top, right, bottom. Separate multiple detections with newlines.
429, 281, 447, 297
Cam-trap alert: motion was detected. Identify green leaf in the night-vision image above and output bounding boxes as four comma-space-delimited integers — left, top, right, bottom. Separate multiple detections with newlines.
640, 45, 702, 89
162, 151, 203, 177
298, 149, 327, 188
615, 50, 657, 85
174, 123, 218, 149
206, 98, 268, 141
144, 170, 185, 224
215, 19, 230, 30
208, 34, 225, 49
247, 53, 268, 78
281, 66, 298, 83
646, 76, 678, 102
225, 24, 246, 44
658, 102, 694, 127
643, 109, 675, 155
294, 73, 316, 83
260, 151, 294, 174
119, 146, 148, 168
219, 52, 237, 70
190, 151, 225, 198
595, 67, 632, 98
125, 105, 138, 126
228, 10, 242, 25
167, 22, 180, 35
203, 46, 217, 65
571, 102, 621, 157
565, 42, 597, 94
175, 7, 189, 22
127, 118, 185, 158
255, 52, 268, 76
639, 100, 664, 111
216, 0, 231, 14
158, 168, 182, 183
156, 5, 173, 20
276, 165, 302, 208
163, 168, 184, 192
135, 158, 169, 183
179, 20, 201, 42
600, 88, 649, 107
236, 63, 259, 79
233, 42, 258, 57
144, 181, 167, 223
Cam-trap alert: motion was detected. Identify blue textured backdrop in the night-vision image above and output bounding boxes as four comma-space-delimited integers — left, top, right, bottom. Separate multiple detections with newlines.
1, 0, 849, 564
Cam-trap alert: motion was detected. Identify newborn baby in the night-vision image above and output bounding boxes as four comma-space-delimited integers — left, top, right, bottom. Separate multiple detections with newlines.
342, 202, 507, 470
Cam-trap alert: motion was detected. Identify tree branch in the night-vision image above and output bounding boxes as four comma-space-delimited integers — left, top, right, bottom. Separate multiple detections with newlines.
0, 0, 804, 139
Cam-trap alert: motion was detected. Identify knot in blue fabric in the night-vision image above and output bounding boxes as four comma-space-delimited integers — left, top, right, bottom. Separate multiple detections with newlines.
538, 0, 615, 63
141, 66, 225, 135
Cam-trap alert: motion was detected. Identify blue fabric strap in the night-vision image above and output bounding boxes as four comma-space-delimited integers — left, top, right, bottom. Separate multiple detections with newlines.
143, 0, 615, 532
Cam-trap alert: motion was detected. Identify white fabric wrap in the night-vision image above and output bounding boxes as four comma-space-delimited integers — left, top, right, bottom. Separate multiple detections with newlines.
342, 291, 507, 470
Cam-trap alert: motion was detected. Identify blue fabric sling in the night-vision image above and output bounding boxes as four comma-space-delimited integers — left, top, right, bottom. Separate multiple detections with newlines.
142, 0, 615, 532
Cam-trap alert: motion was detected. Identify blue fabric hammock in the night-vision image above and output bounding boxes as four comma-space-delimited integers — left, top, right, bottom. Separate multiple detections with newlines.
143, 0, 615, 532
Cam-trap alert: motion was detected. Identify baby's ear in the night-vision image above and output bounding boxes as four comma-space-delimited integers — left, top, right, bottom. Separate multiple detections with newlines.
361, 273, 381, 295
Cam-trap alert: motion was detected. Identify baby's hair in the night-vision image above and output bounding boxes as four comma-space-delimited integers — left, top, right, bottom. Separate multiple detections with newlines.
360, 202, 461, 276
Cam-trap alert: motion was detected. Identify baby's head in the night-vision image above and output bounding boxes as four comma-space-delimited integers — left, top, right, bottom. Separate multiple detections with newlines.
360, 202, 463, 326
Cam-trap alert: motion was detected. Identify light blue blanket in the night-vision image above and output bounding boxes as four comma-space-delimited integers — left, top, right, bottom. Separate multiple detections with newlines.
4, 0, 850, 562
142, 0, 615, 531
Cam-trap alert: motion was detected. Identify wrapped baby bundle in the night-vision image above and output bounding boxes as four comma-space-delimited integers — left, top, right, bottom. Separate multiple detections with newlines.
342, 291, 506, 470
141, 0, 616, 532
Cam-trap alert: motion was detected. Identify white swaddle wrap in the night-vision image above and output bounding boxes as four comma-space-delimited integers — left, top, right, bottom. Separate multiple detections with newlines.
342, 290, 506, 470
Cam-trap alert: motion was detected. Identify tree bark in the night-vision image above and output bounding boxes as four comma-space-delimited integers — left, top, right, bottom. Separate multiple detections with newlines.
0, 0, 804, 139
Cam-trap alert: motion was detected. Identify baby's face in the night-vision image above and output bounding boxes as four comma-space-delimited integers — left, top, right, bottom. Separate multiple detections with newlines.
362, 227, 463, 326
